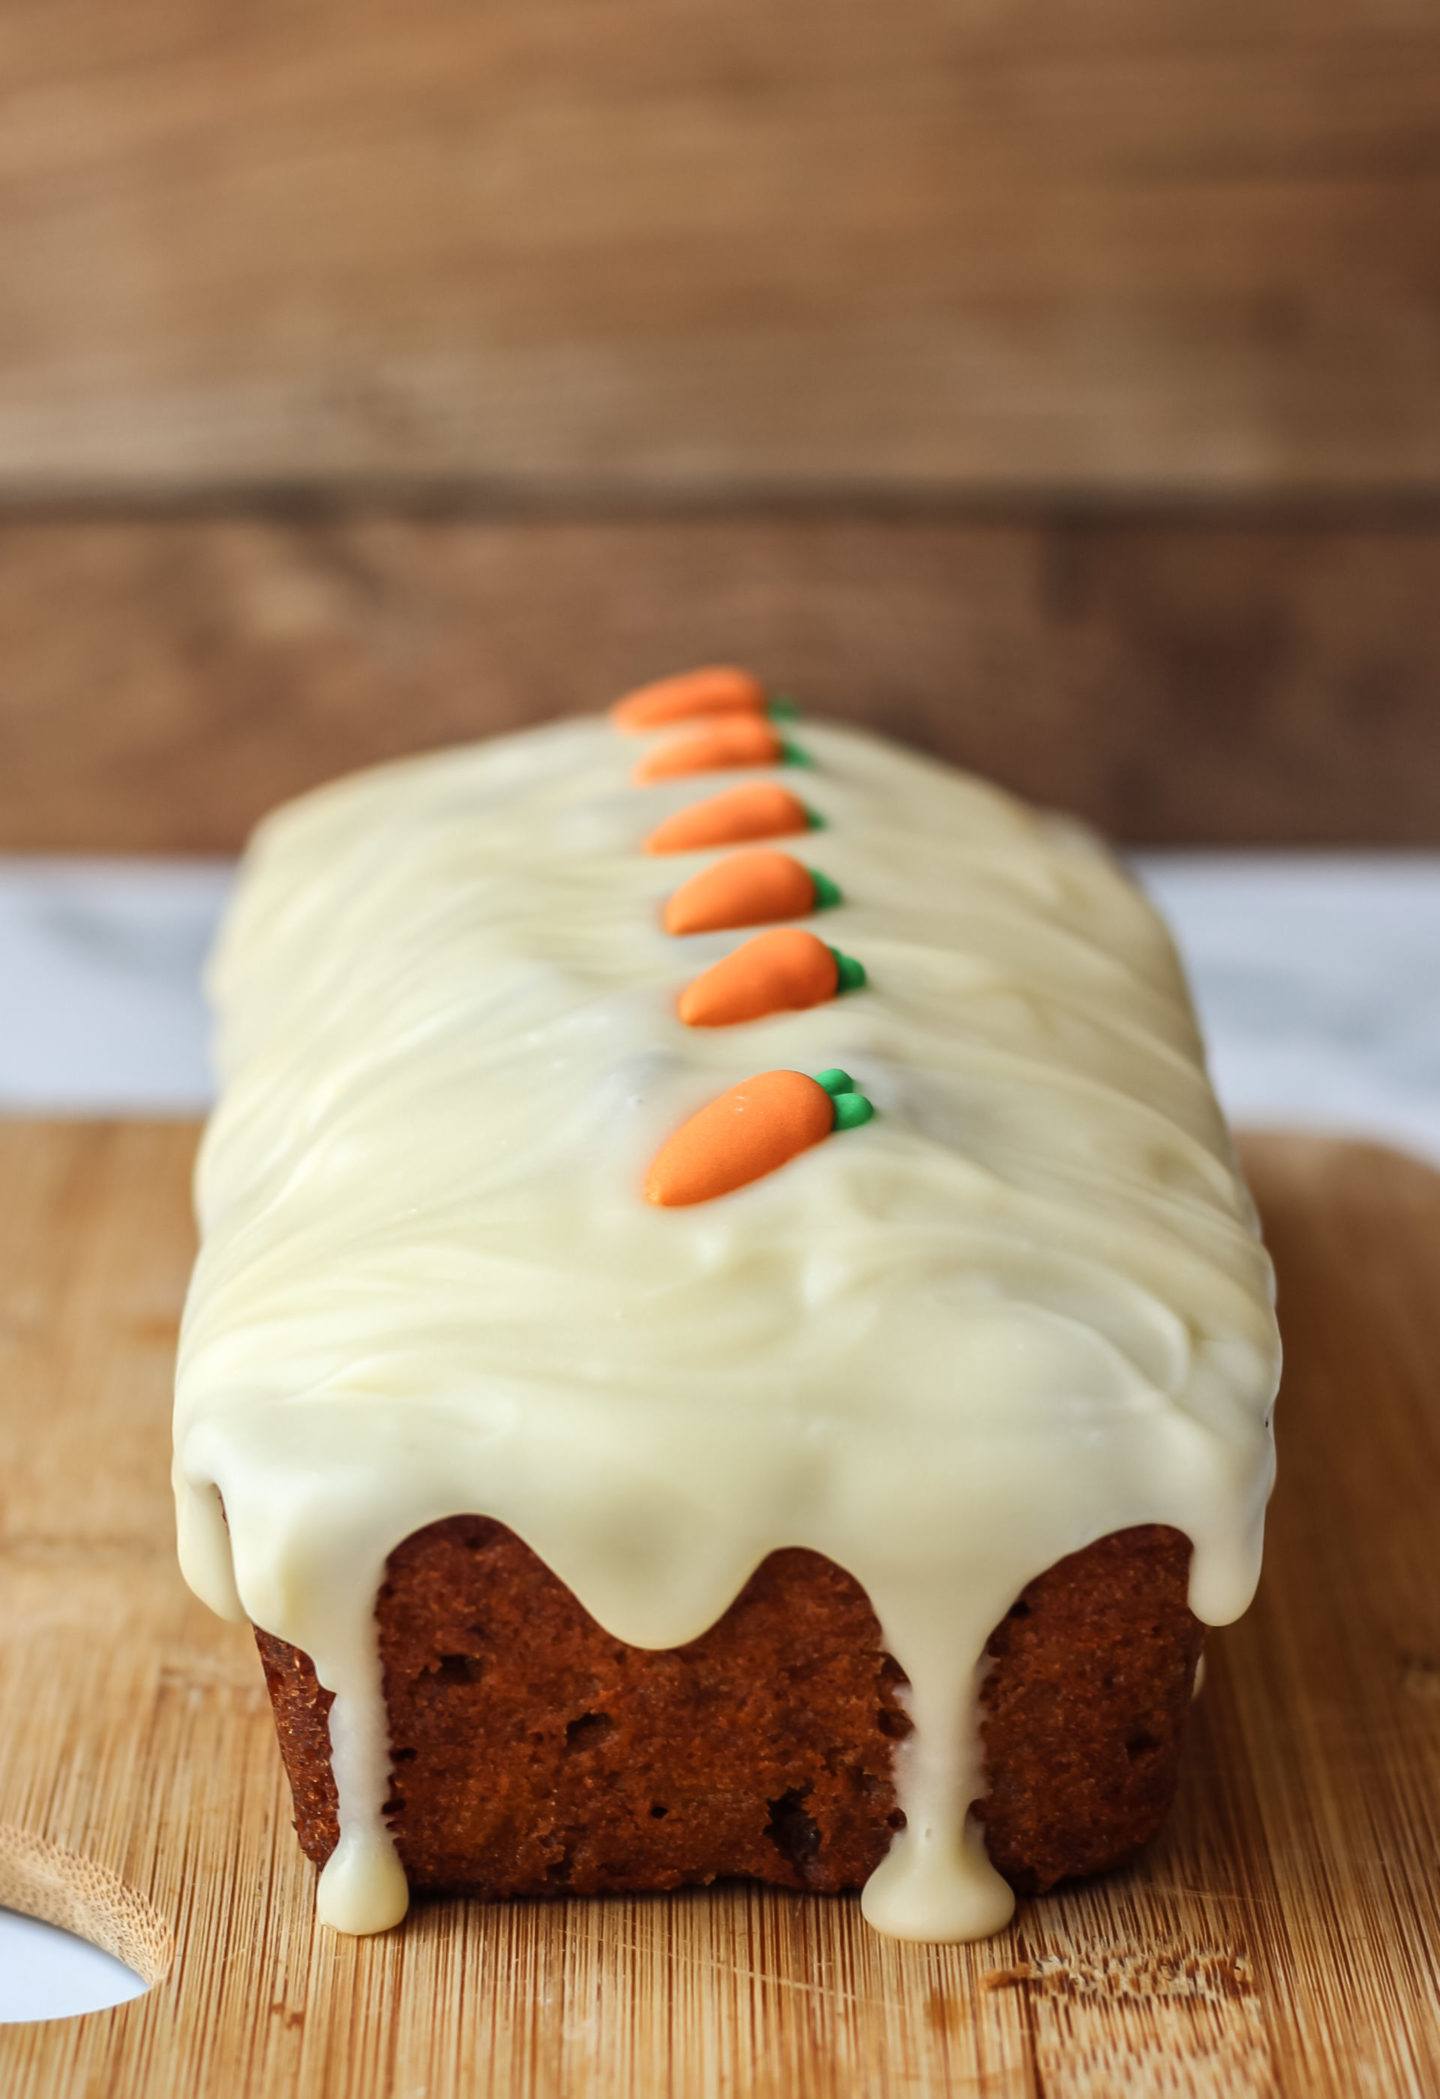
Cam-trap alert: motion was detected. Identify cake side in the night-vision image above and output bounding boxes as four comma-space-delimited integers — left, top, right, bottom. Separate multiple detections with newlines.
255, 1519, 1201, 1900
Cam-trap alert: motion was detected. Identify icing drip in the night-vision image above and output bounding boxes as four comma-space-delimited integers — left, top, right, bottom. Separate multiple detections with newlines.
172, 716, 1279, 1941
317, 1689, 410, 1934
860, 1648, 1013, 1941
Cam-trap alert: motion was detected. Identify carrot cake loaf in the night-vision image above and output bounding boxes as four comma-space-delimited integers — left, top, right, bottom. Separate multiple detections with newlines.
172, 668, 1280, 1941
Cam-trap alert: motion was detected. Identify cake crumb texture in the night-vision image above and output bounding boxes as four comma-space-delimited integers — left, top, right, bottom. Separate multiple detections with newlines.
255, 1519, 1202, 1900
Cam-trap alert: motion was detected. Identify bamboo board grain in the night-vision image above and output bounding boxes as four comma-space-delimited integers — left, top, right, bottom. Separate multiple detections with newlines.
0, 1121, 1437, 2096
2, 3, 1439, 498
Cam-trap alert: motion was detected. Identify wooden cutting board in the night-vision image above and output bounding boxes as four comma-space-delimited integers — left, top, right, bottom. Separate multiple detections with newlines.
1, 1121, 1437, 2097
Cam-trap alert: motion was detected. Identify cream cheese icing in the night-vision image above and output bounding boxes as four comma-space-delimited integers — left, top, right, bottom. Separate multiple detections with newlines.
172, 714, 1280, 1941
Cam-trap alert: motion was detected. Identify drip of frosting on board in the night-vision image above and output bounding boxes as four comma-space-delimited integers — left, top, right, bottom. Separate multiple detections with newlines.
173, 709, 1280, 1946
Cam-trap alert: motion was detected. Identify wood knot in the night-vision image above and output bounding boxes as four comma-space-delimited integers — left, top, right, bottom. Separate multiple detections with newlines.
1400, 1653, 1440, 1703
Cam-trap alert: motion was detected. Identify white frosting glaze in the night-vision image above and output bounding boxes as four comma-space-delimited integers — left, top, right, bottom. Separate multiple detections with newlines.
172, 715, 1279, 1941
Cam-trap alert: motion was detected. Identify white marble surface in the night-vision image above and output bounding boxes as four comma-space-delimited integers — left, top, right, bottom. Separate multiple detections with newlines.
3, 852, 1439, 1157
1138, 855, 1440, 1167
0, 857, 230, 1114
0, 1911, 148, 2025
2, 847, 1438, 2019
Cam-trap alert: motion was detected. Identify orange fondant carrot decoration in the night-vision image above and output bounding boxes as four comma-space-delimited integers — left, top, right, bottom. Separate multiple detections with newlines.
663, 850, 841, 935
645, 1067, 874, 1206
678, 929, 865, 1027
611, 666, 768, 734
644, 783, 817, 857
632, 714, 794, 786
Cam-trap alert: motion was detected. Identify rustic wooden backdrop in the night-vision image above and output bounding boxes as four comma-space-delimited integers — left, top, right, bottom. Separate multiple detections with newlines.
1, 0, 1438, 846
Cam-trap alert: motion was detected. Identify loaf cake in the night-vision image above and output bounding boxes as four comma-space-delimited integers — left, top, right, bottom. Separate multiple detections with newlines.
173, 668, 1280, 1943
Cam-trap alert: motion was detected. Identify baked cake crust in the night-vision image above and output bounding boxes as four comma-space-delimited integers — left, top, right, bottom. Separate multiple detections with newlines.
256, 1519, 1202, 1901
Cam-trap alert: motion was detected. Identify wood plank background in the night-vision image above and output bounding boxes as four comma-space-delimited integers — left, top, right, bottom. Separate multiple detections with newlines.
3, 507, 1439, 852
2, 1, 1439, 499
1, 1, 1438, 845
2, 1123, 1439, 2096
